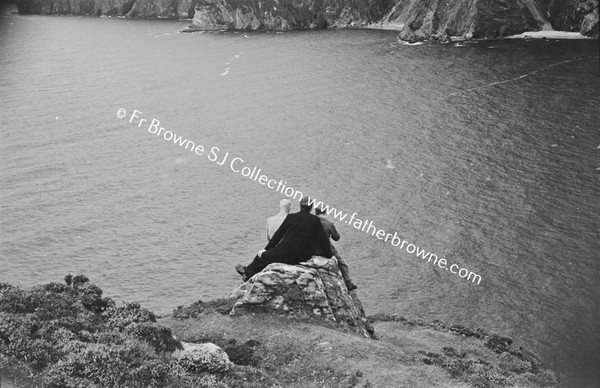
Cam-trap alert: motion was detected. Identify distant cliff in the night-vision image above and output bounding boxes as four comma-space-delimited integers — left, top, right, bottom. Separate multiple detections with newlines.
381, 0, 599, 41
15, 0, 599, 39
15, 0, 195, 19
186, 0, 392, 30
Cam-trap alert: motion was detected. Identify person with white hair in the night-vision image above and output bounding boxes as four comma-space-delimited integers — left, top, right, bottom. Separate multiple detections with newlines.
236, 196, 331, 281
266, 198, 291, 241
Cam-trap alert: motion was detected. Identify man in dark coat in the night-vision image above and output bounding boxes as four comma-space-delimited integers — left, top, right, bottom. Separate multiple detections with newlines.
313, 207, 357, 291
236, 196, 332, 281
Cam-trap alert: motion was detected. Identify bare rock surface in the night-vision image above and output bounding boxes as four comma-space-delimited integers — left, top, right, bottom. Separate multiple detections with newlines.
228, 256, 375, 338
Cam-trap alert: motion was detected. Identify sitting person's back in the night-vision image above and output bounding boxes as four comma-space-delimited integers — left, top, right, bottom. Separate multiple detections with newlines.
314, 207, 357, 291
236, 196, 332, 281
267, 204, 329, 263
313, 212, 340, 256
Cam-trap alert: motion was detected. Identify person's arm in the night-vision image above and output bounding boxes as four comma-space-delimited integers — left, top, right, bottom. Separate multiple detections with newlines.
330, 222, 340, 241
266, 219, 271, 241
315, 219, 332, 258
265, 215, 289, 250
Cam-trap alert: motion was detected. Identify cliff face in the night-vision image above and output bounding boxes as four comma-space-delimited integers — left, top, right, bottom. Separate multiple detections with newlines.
14, 0, 599, 38
15, 0, 197, 18
14, 0, 389, 27
382, 0, 599, 40
187, 0, 390, 31
188, 0, 328, 31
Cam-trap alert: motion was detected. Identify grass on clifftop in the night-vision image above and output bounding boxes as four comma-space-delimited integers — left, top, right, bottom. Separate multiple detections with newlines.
164, 300, 560, 388
1, 277, 560, 387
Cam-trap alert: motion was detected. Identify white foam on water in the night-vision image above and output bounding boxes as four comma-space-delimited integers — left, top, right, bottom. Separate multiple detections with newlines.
506, 30, 592, 39
400, 40, 424, 46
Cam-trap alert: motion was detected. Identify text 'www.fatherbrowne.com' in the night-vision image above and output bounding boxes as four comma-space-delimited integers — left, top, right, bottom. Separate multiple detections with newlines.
118, 108, 482, 285
306, 198, 482, 285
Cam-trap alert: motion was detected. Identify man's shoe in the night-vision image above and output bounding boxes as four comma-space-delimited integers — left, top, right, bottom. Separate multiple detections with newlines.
235, 264, 247, 278
346, 281, 358, 291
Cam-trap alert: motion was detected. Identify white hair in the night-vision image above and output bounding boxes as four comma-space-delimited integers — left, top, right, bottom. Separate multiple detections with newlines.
279, 198, 291, 213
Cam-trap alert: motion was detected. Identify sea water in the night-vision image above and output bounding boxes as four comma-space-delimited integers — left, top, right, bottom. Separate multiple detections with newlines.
1, 7, 599, 386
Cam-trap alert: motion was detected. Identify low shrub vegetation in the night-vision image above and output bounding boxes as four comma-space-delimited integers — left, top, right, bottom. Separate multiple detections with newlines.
0, 276, 229, 387
418, 342, 558, 387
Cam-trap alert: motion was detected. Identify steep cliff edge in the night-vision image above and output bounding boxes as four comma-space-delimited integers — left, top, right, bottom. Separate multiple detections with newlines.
14, 0, 599, 38
380, 0, 598, 41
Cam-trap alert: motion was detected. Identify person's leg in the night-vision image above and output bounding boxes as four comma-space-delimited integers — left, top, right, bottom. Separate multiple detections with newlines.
335, 253, 351, 282
244, 255, 267, 278
245, 251, 279, 278
335, 252, 357, 290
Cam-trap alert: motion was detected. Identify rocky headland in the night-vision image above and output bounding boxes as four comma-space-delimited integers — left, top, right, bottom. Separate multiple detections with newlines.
1, 260, 563, 387
13, 0, 599, 39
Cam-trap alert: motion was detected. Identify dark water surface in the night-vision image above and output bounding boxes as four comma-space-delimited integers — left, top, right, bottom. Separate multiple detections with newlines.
1, 7, 599, 387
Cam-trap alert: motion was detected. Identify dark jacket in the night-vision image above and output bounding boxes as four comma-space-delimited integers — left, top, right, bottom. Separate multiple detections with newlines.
314, 216, 339, 256
263, 208, 332, 264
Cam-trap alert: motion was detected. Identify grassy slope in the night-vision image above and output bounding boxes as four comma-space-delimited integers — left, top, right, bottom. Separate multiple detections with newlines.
161, 310, 558, 388
161, 314, 460, 387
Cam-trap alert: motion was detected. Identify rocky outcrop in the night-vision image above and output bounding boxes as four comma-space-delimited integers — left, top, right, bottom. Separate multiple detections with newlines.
546, 0, 598, 36
579, 0, 600, 37
228, 257, 375, 339
384, 0, 599, 41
